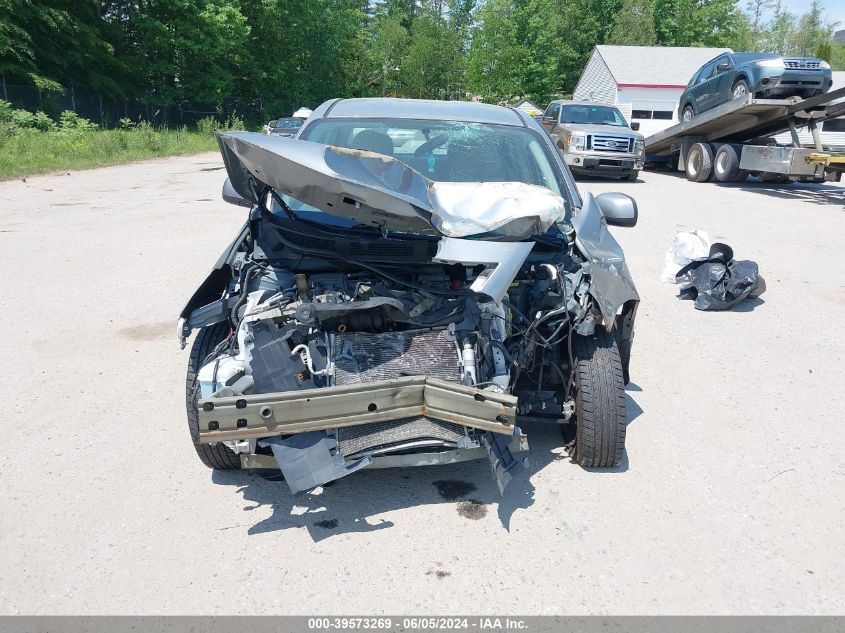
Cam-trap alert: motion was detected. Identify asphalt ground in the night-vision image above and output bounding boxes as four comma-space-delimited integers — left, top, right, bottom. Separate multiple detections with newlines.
1, 155, 843, 614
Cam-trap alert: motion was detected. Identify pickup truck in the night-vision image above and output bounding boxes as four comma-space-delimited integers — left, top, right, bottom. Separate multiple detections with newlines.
541, 100, 645, 181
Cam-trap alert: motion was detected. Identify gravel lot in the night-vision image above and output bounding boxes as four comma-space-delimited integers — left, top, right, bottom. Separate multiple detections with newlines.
1, 154, 843, 615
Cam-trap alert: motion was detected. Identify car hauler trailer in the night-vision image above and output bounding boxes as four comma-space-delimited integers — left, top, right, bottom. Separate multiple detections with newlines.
643, 86, 845, 183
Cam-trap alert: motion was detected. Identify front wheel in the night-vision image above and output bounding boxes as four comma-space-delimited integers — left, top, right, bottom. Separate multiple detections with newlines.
572, 329, 627, 468
681, 105, 695, 122
186, 322, 241, 470
624, 170, 639, 182
732, 79, 750, 100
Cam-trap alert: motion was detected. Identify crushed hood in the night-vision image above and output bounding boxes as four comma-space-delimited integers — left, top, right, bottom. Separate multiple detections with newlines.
217, 132, 565, 239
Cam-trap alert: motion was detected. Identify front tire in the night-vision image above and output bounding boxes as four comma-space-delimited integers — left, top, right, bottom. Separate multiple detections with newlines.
681, 105, 695, 122
572, 329, 627, 468
186, 322, 241, 470
732, 79, 750, 100
624, 170, 639, 182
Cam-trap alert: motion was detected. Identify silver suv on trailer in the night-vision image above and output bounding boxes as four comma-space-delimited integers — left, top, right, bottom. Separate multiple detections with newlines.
541, 100, 645, 181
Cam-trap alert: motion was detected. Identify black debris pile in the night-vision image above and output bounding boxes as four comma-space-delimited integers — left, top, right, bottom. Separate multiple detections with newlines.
675, 243, 766, 311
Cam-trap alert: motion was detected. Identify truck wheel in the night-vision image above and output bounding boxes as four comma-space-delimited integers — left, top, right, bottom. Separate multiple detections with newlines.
685, 142, 713, 182
732, 79, 750, 100
624, 170, 639, 181
572, 329, 627, 468
713, 145, 749, 182
681, 105, 695, 122
186, 321, 241, 470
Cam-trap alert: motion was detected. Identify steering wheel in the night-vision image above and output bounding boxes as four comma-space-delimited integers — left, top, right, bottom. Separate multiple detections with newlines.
413, 134, 449, 157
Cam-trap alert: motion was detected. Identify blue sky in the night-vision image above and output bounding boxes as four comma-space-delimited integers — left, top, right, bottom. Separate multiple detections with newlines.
779, 0, 845, 29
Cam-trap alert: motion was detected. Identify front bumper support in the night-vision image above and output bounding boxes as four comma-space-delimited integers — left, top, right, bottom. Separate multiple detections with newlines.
197, 375, 518, 443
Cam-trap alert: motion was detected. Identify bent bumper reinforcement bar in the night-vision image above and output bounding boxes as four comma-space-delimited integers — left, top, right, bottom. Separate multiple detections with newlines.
197, 375, 518, 443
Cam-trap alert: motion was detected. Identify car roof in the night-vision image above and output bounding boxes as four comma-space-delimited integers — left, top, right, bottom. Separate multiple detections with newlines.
731, 51, 780, 63
550, 100, 620, 107
317, 98, 527, 127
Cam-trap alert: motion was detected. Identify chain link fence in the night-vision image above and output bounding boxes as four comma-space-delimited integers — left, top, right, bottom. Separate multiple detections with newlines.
1, 79, 292, 128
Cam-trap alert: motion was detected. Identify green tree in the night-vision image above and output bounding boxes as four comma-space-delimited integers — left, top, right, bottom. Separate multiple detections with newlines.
787, 0, 835, 57
1, 1, 124, 96
654, 0, 741, 47
609, 0, 658, 45
466, 0, 533, 101
744, 0, 774, 49
401, 7, 465, 98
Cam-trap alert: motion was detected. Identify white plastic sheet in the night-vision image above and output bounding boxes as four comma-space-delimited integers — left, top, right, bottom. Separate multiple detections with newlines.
659, 230, 711, 284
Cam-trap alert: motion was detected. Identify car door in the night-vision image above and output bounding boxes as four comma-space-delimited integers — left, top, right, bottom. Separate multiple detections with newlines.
707, 54, 735, 109
690, 60, 718, 112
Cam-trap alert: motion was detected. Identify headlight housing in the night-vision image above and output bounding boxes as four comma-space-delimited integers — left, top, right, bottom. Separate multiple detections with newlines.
569, 132, 586, 151
820, 60, 831, 69
634, 139, 645, 154
756, 58, 785, 68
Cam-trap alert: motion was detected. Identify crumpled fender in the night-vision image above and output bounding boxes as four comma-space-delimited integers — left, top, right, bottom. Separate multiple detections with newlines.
571, 192, 640, 326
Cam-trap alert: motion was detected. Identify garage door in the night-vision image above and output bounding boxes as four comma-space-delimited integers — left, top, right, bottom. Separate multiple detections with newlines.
630, 100, 676, 136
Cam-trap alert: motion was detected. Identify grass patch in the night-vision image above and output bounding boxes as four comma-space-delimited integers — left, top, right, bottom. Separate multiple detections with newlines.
0, 127, 219, 179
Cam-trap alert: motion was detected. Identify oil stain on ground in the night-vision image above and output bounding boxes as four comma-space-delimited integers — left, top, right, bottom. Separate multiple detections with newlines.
118, 321, 172, 341
456, 499, 487, 520
313, 518, 339, 529
433, 480, 477, 501
425, 570, 452, 579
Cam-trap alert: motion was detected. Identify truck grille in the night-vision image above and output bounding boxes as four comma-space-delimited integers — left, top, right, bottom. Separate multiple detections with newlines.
331, 329, 460, 385
588, 135, 633, 153
784, 59, 821, 70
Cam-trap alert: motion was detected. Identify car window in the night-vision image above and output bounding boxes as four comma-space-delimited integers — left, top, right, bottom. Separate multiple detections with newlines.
544, 102, 561, 121
698, 61, 718, 82
561, 105, 628, 127
687, 68, 702, 87
286, 118, 569, 222
712, 55, 732, 76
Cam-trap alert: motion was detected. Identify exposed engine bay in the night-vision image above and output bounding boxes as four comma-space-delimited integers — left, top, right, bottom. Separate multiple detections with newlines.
184, 204, 634, 495
179, 130, 639, 496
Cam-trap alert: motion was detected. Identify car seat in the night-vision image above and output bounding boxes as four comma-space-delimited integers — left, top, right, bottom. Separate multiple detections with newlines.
349, 129, 394, 157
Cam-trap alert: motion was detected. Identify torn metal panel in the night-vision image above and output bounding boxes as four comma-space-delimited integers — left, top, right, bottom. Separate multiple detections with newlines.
198, 375, 518, 442
481, 428, 529, 495
259, 432, 371, 495
434, 238, 534, 303
571, 192, 640, 326
241, 433, 529, 470
427, 181, 565, 237
216, 132, 564, 239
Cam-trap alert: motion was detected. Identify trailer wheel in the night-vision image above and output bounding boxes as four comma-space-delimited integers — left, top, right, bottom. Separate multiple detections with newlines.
713, 145, 749, 182
685, 142, 713, 182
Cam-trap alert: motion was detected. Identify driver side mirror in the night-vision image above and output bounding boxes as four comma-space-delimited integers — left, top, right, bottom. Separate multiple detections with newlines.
222, 177, 252, 208
630, 121, 640, 131
716, 62, 731, 72
595, 192, 638, 227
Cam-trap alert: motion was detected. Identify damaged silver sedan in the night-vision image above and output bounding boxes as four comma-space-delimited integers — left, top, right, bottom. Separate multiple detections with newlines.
178, 98, 640, 495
